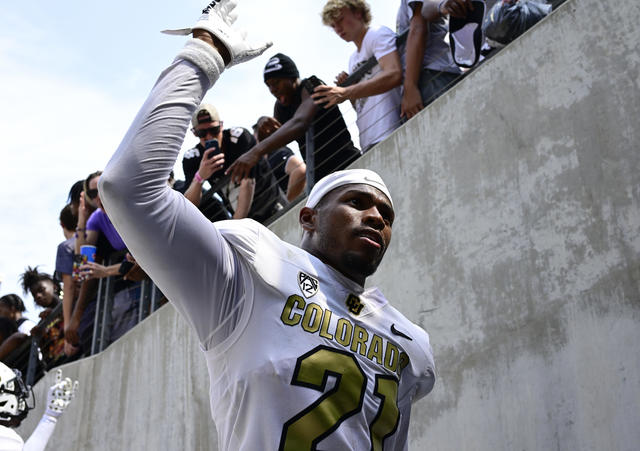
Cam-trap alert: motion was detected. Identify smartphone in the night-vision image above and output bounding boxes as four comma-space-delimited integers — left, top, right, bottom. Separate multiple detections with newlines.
205, 139, 221, 158
118, 260, 135, 276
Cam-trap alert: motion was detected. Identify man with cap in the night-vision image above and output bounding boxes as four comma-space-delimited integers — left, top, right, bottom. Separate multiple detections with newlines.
183, 103, 283, 223
99, 1, 435, 449
182, 103, 254, 220
227, 53, 361, 188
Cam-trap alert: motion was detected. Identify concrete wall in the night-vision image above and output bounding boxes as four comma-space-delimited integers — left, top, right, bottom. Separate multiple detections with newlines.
17, 0, 640, 448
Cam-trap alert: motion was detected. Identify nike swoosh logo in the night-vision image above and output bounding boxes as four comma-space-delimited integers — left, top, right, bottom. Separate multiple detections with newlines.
390, 324, 413, 341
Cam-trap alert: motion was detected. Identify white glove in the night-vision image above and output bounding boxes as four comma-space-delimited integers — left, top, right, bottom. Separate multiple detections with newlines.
44, 370, 79, 418
162, 0, 272, 67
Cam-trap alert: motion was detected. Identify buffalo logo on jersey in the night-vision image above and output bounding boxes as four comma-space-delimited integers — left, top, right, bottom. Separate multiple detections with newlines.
298, 272, 319, 298
346, 294, 364, 315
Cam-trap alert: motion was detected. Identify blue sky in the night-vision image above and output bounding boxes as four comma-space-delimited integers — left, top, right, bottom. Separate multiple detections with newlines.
0, 0, 399, 320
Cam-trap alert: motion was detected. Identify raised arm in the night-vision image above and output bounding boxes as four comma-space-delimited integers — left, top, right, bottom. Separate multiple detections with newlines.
98, 1, 271, 345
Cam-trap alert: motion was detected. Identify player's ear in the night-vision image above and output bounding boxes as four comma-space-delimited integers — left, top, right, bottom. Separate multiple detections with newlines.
299, 207, 317, 232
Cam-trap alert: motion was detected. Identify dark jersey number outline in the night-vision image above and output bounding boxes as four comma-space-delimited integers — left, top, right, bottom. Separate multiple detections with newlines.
279, 345, 400, 451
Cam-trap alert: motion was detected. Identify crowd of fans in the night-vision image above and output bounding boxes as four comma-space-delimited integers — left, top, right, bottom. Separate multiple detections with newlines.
0, 0, 556, 384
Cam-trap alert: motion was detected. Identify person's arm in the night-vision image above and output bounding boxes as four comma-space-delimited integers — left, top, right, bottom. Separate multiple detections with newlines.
60, 273, 75, 330
183, 174, 205, 207
23, 370, 78, 451
422, 0, 473, 21
74, 196, 98, 253
227, 91, 317, 184
311, 52, 402, 108
183, 149, 226, 206
99, 6, 271, 345
64, 277, 97, 347
0, 333, 28, 360
403, 2, 427, 119
231, 178, 255, 219
79, 261, 121, 280
284, 155, 306, 202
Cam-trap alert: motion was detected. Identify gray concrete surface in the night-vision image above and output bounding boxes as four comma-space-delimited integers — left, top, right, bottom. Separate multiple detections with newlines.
17, 0, 640, 448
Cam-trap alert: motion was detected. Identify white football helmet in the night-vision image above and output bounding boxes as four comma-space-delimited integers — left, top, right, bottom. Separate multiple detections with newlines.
0, 362, 33, 422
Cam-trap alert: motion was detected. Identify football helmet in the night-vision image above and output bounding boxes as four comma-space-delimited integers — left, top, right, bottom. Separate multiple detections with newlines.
0, 362, 34, 422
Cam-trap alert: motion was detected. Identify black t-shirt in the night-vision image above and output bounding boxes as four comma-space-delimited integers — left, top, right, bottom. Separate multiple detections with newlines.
182, 127, 283, 223
273, 76, 360, 182
182, 127, 256, 187
267, 146, 294, 193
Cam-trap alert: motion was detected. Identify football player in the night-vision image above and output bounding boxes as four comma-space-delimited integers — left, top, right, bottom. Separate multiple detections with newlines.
0, 366, 78, 450
100, 1, 435, 449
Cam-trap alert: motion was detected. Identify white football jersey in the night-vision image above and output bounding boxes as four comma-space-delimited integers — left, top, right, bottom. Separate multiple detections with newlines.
205, 220, 435, 451
100, 57, 435, 451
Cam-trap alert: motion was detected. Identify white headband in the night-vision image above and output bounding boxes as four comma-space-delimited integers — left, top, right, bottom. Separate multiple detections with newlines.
305, 169, 393, 209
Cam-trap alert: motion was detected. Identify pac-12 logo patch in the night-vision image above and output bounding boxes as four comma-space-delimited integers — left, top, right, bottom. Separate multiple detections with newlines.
298, 272, 319, 298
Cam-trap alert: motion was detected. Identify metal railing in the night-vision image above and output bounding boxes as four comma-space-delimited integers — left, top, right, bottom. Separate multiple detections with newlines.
3, 253, 165, 386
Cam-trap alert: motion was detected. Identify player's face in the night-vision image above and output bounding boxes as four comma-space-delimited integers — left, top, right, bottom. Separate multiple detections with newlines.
265, 78, 297, 106
305, 184, 394, 285
330, 7, 365, 43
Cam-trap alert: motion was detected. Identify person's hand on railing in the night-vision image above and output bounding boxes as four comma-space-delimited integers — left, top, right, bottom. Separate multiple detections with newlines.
438, 0, 474, 18
401, 84, 425, 119
197, 147, 226, 180
227, 149, 261, 185
335, 71, 349, 86
63, 341, 80, 357
311, 83, 349, 109
38, 308, 53, 321
64, 317, 81, 350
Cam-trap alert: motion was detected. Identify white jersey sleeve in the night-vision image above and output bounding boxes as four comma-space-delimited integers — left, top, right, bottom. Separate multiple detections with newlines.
99, 44, 245, 349
0, 426, 23, 451
22, 415, 57, 451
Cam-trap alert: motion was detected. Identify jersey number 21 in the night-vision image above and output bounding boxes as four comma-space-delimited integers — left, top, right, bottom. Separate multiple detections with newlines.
279, 345, 400, 450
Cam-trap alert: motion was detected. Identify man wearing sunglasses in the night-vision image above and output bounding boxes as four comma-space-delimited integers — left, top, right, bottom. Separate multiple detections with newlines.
182, 104, 283, 222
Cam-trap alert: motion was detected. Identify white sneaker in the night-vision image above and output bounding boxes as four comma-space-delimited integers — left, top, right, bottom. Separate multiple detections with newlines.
162, 0, 272, 67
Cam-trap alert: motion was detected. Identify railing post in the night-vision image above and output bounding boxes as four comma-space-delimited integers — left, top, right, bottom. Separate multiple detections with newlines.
90, 275, 106, 355
150, 283, 159, 313
138, 279, 151, 323
98, 275, 115, 352
305, 125, 315, 194
25, 339, 39, 386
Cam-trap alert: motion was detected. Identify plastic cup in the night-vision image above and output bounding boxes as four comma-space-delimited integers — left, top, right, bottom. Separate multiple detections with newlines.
80, 245, 96, 264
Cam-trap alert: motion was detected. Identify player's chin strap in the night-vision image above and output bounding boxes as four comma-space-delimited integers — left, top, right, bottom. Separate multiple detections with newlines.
161, 0, 272, 68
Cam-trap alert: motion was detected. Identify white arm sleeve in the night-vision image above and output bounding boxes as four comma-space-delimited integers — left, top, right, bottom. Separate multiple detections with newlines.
22, 415, 56, 451
99, 40, 246, 348
0, 426, 23, 451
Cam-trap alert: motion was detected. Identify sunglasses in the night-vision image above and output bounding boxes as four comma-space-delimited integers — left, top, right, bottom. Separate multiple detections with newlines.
86, 188, 99, 199
193, 122, 222, 138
